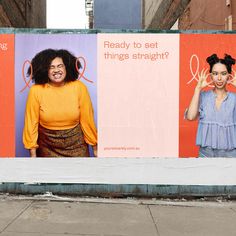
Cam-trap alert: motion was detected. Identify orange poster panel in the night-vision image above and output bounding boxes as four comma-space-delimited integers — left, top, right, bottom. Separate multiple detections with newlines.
0, 34, 15, 157
179, 34, 236, 157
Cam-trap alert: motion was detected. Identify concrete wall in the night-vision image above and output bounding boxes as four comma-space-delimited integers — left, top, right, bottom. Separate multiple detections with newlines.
0, 5, 11, 27
1, 158, 236, 187
143, 0, 191, 29
0, 0, 46, 28
94, 0, 142, 29
26, 0, 46, 28
179, 0, 235, 30
143, 0, 167, 28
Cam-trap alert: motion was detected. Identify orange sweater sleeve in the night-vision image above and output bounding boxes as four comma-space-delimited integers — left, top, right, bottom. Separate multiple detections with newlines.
79, 82, 97, 146
23, 86, 40, 149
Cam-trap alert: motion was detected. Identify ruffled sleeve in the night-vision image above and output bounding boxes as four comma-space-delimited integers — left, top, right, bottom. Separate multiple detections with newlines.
198, 91, 206, 120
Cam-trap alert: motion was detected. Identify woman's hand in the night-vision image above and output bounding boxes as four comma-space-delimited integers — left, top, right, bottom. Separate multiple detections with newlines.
186, 68, 211, 121
92, 145, 97, 157
228, 69, 236, 88
196, 68, 212, 90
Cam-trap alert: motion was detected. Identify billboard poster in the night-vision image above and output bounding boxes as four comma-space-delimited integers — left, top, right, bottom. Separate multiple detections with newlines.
1, 31, 236, 158
180, 34, 236, 158
15, 34, 97, 158
0, 34, 15, 157
98, 33, 179, 157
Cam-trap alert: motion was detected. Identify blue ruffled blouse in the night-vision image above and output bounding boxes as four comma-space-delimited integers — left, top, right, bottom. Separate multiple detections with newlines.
196, 90, 236, 150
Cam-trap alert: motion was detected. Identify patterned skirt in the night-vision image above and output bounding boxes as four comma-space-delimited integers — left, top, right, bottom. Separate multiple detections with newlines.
36, 124, 89, 157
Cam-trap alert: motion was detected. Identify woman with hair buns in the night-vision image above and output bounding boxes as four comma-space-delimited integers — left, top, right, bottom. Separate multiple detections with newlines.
186, 54, 236, 157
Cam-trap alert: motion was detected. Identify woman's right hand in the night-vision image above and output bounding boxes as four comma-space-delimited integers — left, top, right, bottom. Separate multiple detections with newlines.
196, 68, 212, 90
186, 68, 211, 121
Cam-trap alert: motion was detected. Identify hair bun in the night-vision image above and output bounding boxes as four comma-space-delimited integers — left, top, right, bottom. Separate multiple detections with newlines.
206, 54, 219, 65
224, 54, 235, 65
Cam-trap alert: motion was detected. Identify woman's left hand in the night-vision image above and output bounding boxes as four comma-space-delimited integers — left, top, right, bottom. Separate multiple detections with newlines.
228, 69, 236, 87
92, 145, 97, 157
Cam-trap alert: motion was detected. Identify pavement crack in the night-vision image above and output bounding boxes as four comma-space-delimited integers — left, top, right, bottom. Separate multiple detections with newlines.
230, 207, 236, 213
147, 205, 160, 236
0, 200, 34, 233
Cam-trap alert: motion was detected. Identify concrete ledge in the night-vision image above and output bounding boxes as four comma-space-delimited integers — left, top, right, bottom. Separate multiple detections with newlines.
0, 28, 235, 34
0, 183, 236, 198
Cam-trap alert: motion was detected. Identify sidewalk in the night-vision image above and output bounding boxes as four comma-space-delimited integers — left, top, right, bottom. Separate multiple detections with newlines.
0, 194, 236, 236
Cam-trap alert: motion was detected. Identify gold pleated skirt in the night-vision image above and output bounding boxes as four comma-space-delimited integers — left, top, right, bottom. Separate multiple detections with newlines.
36, 124, 89, 157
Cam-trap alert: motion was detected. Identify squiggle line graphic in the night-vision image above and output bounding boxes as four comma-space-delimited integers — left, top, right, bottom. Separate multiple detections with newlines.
187, 54, 199, 84
20, 60, 32, 92
187, 54, 213, 87
21, 56, 94, 92
76, 56, 93, 83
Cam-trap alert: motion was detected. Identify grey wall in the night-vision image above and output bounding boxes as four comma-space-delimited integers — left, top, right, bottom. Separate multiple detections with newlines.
94, 0, 142, 29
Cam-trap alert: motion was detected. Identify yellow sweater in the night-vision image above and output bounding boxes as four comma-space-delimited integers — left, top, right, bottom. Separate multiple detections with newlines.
23, 80, 97, 149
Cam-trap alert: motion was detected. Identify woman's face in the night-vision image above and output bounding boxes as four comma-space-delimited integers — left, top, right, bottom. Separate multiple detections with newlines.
211, 63, 229, 89
48, 57, 67, 86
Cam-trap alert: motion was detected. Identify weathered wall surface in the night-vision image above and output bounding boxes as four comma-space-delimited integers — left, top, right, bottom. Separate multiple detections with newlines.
0, 0, 46, 27
0, 5, 11, 27
143, 0, 191, 29
94, 0, 142, 29
179, 0, 235, 30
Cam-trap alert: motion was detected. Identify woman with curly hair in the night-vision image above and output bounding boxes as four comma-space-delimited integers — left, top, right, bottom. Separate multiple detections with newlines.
186, 54, 236, 157
23, 49, 97, 157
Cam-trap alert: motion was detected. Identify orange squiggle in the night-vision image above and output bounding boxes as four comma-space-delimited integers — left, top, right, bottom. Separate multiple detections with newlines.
20, 60, 32, 92
76, 56, 93, 83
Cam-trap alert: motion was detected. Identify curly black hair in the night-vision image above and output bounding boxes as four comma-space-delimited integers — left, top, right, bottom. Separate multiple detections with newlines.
206, 54, 235, 73
27, 49, 82, 84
